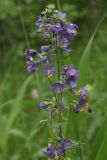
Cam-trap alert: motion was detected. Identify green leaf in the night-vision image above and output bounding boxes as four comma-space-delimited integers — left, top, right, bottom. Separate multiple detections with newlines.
78, 12, 107, 87
10, 128, 25, 139
65, 93, 82, 159
0, 100, 14, 111
88, 116, 107, 160
95, 131, 107, 160
72, 12, 107, 160
0, 75, 33, 149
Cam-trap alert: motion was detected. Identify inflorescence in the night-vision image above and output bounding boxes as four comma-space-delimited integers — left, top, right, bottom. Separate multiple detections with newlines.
25, 4, 92, 159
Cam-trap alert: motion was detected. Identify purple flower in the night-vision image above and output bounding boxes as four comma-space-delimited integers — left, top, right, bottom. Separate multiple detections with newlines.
26, 49, 37, 55
25, 49, 37, 63
36, 16, 44, 26
52, 23, 62, 33
73, 107, 80, 113
62, 23, 78, 40
40, 101, 47, 109
61, 139, 72, 150
68, 22, 78, 30
63, 46, 72, 53
68, 68, 79, 79
43, 24, 52, 39
40, 46, 50, 53
27, 62, 39, 73
51, 83, 65, 94
58, 12, 66, 21
43, 24, 53, 38
25, 54, 33, 64
65, 79, 77, 91
44, 24, 52, 33
62, 64, 79, 91
57, 137, 63, 143
74, 87, 91, 113
38, 52, 51, 63
58, 35, 68, 47
80, 87, 88, 99
44, 138, 72, 158
38, 52, 47, 61
44, 145, 64, 158
63, 64, 79, 77
59, 102, 65, 109
48, 108, 53, 116
58, 35, 72, 53
43, 64, 56, 77
74, 98, 86, 113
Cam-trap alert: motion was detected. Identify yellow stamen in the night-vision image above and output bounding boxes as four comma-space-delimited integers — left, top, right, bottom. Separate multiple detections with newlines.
48, 74, 53, 78
72, 30, 77, 33
80, 108, 85, 112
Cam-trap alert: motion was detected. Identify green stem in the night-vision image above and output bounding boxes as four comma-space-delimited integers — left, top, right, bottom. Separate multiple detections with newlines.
59, 91, 62, 137
57, 0, 61, 11
48, 77, 58, 103
79, 140, 83, 160
66, 107, 71, 138
51, 111, 53, 125
56, 46, 63, 139
18, 0, 30, 48
57, 49, 60, 81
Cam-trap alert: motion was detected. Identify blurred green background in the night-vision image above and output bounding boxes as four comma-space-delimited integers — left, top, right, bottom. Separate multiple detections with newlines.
0, 0, 107, 159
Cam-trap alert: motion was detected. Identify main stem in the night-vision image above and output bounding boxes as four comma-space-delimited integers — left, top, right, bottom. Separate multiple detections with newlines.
57, 0, 61, 11
56, 0, 64, 156
56, 47, 62, 138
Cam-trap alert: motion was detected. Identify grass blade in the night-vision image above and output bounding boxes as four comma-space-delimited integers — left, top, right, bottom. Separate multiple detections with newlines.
78, 12, 107, 87
0, 75, 33, 149
0, 100, 14, 111
95, 131, 107, 160
71, 12, 107, 160
88, 116, 107, 160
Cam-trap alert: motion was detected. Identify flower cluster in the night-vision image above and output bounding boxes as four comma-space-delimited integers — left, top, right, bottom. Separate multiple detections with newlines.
24, 4, 92, 159
73, 87, 92, 113
25, 4, 78, 76
25, 49, 39, 73
25, 45, 55, 76
44, 138, 72, 158
36, 4, 78, 53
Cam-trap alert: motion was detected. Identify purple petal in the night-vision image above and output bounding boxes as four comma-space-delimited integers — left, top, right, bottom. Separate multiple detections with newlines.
36, 17, 44, 26
52, 23, 62, 33
41, 46, 50, 53
51, 83, 65, 94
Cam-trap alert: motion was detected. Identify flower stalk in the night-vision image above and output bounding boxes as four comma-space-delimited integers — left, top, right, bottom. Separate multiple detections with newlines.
24, 3, 92, 159
57, 0, 61, 11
